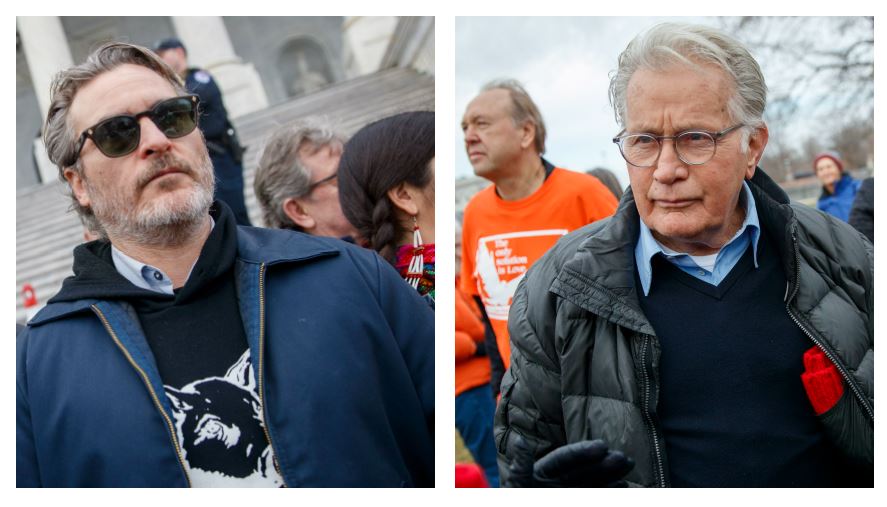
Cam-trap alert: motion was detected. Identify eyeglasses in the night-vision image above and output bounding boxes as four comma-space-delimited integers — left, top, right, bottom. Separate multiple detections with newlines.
307, 172, 337, 193
612, 124, 745, 168
70, 95, 200, 165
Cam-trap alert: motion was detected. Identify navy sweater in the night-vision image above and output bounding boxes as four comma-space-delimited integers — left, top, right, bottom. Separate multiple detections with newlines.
637, 231, 844, 487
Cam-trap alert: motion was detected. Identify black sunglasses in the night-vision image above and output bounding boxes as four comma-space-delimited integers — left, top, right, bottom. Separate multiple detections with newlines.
70, 95, 200, 165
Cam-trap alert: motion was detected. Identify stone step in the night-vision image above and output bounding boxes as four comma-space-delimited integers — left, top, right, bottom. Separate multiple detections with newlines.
235, 68, 427, 128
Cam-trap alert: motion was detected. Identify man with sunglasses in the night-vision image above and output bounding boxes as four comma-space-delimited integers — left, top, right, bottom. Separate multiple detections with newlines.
17, 42, 434, 487
253, 119, 360, 242
495, 23, 873, 487
154, 37, 252, 226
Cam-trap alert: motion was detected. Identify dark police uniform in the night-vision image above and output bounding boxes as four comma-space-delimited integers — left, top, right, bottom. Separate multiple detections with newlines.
185, 68, 252, 226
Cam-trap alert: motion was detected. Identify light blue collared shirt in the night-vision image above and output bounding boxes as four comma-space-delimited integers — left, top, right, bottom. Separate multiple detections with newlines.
110, 217, 215, 295
635, 181, 761, 296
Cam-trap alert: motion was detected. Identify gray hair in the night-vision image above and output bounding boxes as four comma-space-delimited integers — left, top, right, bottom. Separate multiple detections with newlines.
481, 79, 547, 154
43, 41, 187, 236
609, 23, 767, 149
254, 118, 345, 229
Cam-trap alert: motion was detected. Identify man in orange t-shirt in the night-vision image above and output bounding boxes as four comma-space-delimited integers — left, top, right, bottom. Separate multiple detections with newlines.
460, 79, 618, 393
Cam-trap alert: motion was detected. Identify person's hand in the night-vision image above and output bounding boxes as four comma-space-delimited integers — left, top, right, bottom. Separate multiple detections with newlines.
504, 435, 634, 487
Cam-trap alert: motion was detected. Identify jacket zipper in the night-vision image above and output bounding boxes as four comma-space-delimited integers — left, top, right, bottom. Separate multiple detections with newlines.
784, 226, 874, 422
257, 262, 289, 487
640, 333, 666, 487
91, 304, 192, 487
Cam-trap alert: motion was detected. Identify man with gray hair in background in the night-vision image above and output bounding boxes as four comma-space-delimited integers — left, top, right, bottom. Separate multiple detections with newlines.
254, 119, 359, 241
17, 41, 434, 487
496, 23, 872, 487
460, 79, 618, 398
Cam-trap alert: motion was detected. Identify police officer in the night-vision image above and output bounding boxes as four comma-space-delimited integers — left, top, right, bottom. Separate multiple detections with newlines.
155, 37, 252, 226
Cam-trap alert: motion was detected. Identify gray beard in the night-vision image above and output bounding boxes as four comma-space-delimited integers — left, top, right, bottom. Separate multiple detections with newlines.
86, 151, 215, 248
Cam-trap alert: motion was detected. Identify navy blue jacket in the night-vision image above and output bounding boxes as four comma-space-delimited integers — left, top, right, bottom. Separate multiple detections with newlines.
17, 227, 435, 487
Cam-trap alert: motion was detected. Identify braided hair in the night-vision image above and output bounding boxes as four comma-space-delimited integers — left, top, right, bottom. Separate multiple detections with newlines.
338, 111, 434, 262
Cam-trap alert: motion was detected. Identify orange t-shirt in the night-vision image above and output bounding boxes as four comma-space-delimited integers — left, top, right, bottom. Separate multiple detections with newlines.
460, 167, 618, 368
455, 277, 491, 397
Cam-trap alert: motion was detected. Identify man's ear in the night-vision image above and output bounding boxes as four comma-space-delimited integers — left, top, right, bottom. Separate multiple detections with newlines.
387, 182, 419, 216
519, 121, 537, 150
745, 124, 769, 179
64, 168, 91, 208
282, 197, 316, 230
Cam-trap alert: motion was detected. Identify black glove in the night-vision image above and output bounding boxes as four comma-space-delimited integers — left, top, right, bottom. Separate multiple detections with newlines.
473, 341, 487, 357
504, 435, 634, 487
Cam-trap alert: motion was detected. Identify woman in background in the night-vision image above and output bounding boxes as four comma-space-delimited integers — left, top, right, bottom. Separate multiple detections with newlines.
814, 151, 861, 222
338, 111, 435, 301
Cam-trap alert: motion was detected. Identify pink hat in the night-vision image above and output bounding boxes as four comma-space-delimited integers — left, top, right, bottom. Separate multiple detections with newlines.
813, 151, 844, 173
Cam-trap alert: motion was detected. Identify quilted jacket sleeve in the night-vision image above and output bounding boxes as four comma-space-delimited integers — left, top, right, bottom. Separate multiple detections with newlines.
820, 367, 874, 465
494, 263, 566, 485
795, 205, 874, 466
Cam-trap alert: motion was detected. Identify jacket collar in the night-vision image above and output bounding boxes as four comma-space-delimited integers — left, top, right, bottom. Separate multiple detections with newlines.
552, 187, 654, 334
745, 168, 796, 288
551, 167, 796, 334
28, 298, 102, 326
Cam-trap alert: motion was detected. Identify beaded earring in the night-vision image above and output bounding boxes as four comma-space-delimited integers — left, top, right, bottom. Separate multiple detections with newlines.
405, 215, 425, 289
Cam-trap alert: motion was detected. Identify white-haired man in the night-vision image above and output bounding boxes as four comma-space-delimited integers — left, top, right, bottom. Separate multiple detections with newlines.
495, 23, 873, 487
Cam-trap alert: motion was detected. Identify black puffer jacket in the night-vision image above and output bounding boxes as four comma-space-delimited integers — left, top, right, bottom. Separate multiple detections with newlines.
494, 168, 874, 487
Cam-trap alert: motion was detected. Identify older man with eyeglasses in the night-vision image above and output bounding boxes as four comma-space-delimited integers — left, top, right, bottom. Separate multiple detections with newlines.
17, 42, 434, 487
253, 119, 360, 242
495, 23, 873, 487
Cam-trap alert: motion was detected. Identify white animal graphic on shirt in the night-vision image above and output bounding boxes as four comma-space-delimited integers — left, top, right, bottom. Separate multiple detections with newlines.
165, 350, 284, 487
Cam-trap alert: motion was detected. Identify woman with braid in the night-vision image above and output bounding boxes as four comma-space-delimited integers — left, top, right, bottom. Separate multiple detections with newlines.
338, 111, 436, 303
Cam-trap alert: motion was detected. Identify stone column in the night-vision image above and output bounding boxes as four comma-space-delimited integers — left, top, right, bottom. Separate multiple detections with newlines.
17, 16, 74, 184
170, 16, 268, 118
379, 16, 434, 75
342, 16, 398, 78
17, 17, 73, 120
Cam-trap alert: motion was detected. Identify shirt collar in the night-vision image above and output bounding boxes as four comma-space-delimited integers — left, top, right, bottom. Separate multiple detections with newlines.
635, 181, 761, 296
110, 216, 215, 295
